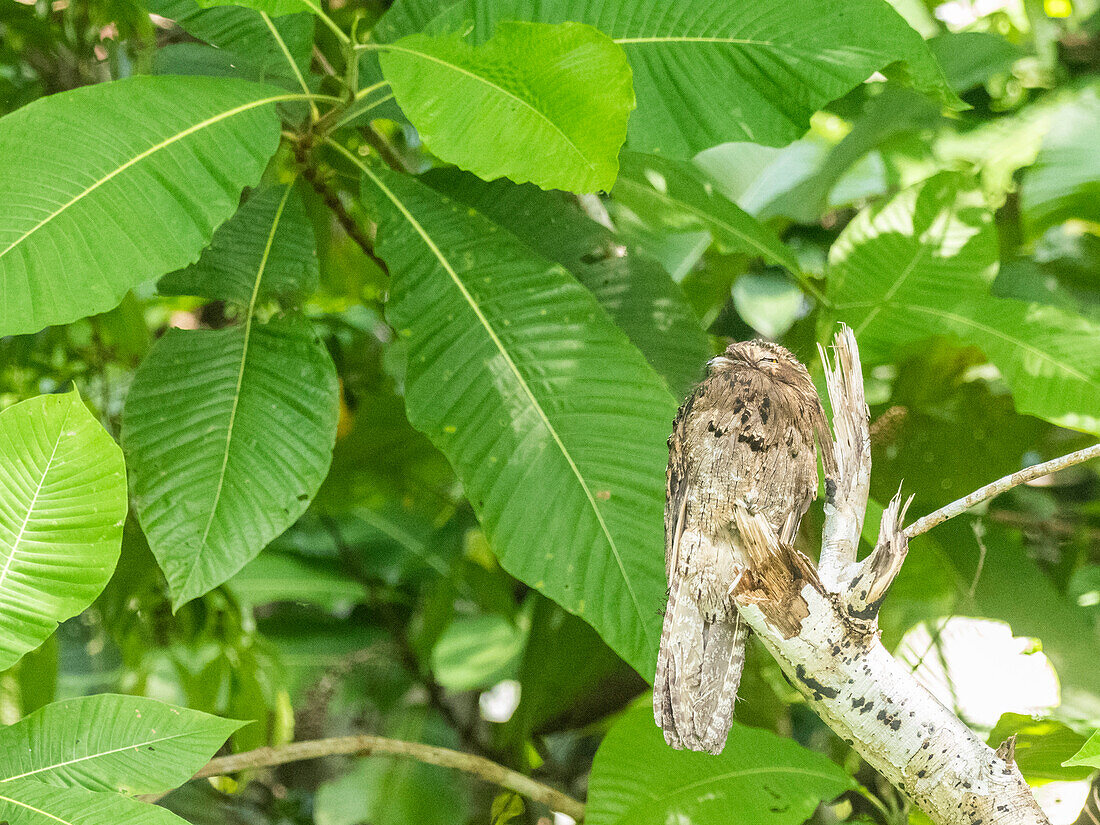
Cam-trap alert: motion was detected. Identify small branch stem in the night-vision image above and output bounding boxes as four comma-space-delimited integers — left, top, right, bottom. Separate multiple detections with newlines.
904, 442, 1100, 539
190, 736, 585, 821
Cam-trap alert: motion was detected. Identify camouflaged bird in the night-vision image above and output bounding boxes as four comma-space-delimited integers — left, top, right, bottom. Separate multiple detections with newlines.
654, 339, 835, 754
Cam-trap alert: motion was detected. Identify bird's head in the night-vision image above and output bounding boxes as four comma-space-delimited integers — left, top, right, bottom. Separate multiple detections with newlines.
707, 339, 811, 386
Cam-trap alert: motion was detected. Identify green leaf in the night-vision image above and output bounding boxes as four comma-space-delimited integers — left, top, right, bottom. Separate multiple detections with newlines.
314, 709, 468, 825
987, 713, 1091, 781
148, 0, 313, 88
927, 32, 1022, 93
379, 21, 634, 192
431, 614, 526, 691
1021, 85, 1100, 234
159, 185, 319, 306
0, 778, 192, 825
429, 0, 959, 157
360, 161, 672, 678
194, 0, 325, 17
121, 316, 340, 608
421, 168, 709, 397
229, 551, 365, 609
0, 75, 286, 336
1065, 730, 1100, 769
612, 151, 803, 277
0, 694, 243, 794
587, 704, 855, 825
0, 391, 126, 671
828, 173, 1100, 437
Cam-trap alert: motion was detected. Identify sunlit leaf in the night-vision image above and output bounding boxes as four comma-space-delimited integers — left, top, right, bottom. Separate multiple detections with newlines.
828, 172, 1100, 437
379, 21, 634, 192
0, 694, 243, 794
587, 704, 854, 825
987, 713, 1091, 781
612, 151, 802, 276
1021, 86, 1100, 233
0, 392, 126, 670
1065, 730, 1100, 769
0, 76, 285, 335
0, 778, 191, 825
360, 161, 671, 678
428, 0, 959, 157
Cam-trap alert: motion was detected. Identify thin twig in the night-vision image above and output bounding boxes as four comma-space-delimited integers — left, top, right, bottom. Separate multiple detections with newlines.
190, 735, 585, 821
904, 443, 1100, 539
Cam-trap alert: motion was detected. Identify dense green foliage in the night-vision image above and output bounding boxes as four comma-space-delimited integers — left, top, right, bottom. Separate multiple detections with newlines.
0, 0, 1098, 823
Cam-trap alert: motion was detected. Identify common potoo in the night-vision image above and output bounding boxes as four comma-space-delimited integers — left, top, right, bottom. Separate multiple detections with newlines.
654, 339, 834, 754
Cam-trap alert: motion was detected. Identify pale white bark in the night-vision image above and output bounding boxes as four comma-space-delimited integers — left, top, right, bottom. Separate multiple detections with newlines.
728, 326, 1054, 825
817, 326, 871, 593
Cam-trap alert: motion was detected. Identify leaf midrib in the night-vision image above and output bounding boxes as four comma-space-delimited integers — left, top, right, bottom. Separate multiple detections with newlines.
179, 184, 294, 601
0, 398, 72, 597
347, 147, 651, 651
380, 42, 596, 173
613, 175, 797, 274
0, 92, 301, 265
0, 729, 207, 783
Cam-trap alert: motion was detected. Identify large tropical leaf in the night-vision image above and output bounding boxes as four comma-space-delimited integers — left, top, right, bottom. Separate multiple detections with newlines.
421, 168, 709, 396
158, 184, 319, 305
359, 160, 672, 678
611, 151, 803, 278
0, 75, 289, 336
149, 0, 313, 88
378, 21, 634, 192
1020, 85, 1100, 234
428, 0, 959, 157
827, 173, 1100, 436
121, 316, 340, 608
0, 694, 242, 794
0, 392, 126, 670
586, 704, 854, 825
0, 778, 189, 825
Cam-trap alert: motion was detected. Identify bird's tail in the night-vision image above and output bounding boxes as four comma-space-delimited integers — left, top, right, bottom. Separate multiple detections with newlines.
654, 577, 749, 754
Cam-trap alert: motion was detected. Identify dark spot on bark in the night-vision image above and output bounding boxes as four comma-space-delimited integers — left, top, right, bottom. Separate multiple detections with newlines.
917, 770, 926, 778
831, 644, 841, 655
825, 477, 837, 502
737, 431, 765, 451
707, 420, 715, 431
795, 664, 838, 700
760, 396, 771, 423
890, 718, 901, 731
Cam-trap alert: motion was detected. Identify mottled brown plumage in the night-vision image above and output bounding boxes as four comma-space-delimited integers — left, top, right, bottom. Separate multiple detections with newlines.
654, 339, 834, 753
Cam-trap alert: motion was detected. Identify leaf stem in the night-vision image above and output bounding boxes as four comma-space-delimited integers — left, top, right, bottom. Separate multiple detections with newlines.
189, 735, 586, 820
904, 442, 1100, 538
260, 11, 318, 121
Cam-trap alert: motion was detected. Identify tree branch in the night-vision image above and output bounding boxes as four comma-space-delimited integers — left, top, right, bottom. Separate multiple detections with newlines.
187, 736, 585, 821
725, 326, 1055, 824
904, 442, 1100, 539
818, 324, 871, 591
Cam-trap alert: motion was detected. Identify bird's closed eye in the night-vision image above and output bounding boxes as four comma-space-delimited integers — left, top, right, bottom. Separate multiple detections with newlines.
760, 355, 779, 364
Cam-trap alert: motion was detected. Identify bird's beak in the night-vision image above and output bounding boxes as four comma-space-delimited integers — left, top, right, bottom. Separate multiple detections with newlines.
707, 356, 732, 371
